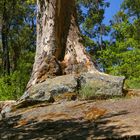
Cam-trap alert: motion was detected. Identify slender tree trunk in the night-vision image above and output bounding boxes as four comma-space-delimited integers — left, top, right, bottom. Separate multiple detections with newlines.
27, 0, 97, 89
11, 0, 19, 71
12, 44, 20, 70
1, 1, 10, 75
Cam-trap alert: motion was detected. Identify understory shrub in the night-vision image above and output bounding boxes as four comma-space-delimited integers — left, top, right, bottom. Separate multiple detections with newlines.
0, 71, 29, 100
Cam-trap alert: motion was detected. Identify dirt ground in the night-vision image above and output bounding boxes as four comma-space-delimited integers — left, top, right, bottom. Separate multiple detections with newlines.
0, 95, 140, 140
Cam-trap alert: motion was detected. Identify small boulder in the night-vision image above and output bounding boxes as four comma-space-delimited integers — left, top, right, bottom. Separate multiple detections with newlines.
21, 74, 78, 102
19, 72, 125, 102
79, 72, 125, 98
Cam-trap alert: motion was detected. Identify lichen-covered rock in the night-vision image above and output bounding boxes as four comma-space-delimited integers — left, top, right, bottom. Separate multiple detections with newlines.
21, 74, 78, 102
20, 72, 125, 102
80, 72, 125, 97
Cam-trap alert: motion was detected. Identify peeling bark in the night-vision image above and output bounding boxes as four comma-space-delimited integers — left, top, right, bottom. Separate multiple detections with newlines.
27, 0, 97, 89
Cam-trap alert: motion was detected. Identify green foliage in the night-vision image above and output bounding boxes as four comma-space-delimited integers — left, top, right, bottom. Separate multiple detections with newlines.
121, 0, 140, 18
0, 0, 36, 100
0, 51, 34, 100
76, 0, 110, 54
0, 72, 27, 100
98, 1, 140, 89
125, 78, 140, 89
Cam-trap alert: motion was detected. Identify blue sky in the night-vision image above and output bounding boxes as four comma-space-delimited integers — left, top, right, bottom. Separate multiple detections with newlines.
80, 0, 123, 40
102, 0, 123, 40
103, 0, 123, 25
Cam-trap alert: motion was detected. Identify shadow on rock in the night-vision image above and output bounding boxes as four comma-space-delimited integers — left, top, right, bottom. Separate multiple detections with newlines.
0, 110, 139, 139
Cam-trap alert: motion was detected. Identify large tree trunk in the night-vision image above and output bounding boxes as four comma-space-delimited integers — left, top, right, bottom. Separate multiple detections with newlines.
27, 0, 97, 89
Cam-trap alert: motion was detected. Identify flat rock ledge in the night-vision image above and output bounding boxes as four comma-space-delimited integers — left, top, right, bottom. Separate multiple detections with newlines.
0, 96, 140, 139
20, 72, 125, 102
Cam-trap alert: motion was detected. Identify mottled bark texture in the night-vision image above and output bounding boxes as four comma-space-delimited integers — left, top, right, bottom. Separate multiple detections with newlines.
27, 0, 97, 89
